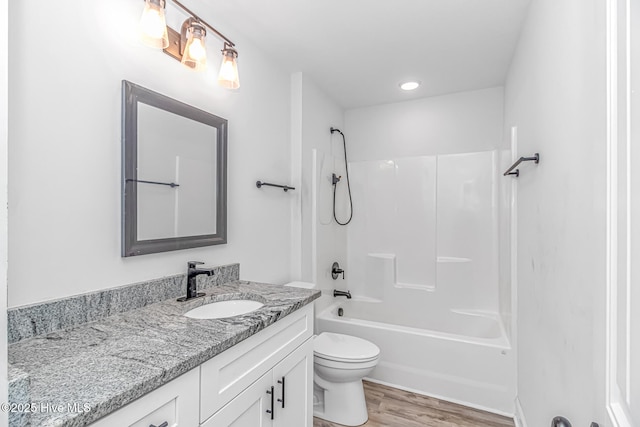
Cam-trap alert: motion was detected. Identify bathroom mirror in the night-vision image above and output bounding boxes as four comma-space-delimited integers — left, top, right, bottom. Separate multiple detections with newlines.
122, 80, 227, 257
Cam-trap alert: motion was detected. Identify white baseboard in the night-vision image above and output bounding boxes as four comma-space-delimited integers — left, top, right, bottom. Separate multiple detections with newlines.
514, 397, 528, 427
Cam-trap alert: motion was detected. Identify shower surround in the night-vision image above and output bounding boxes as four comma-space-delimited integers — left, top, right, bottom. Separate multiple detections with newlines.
348, 151, 501, 314
305, 86, 515, 414
320, 150, 516, 414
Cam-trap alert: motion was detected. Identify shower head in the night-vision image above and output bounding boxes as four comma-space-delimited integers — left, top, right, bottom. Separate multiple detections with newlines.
330, 127, 343, 135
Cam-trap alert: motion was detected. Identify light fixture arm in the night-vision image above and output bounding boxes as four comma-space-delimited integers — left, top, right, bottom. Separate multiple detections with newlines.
170, 0, 235, 47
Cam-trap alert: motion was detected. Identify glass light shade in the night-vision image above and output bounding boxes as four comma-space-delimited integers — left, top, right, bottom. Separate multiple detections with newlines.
181, 23, 207, 70
139, 0, 169, 49
218, 48, 240, 89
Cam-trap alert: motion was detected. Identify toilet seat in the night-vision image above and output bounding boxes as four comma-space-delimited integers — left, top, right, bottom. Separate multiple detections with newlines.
315, 353, 379, 364
314, 355, 379, 372
314, 332, 380, 363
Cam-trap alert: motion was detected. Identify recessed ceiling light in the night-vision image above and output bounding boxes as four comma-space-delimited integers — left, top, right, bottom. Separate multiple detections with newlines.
399, 81, 420, 91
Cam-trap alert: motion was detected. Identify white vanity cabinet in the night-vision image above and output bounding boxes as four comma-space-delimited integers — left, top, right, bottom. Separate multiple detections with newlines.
200, 304, 314, 426
90, 367, 200, 427
201, 338, 313, 427
90, 304, 314, 427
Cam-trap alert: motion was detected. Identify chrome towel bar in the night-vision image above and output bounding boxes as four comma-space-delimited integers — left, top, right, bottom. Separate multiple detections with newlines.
256, 181, 295, 192
126, 178, 180, 188
504, 153, 540, 177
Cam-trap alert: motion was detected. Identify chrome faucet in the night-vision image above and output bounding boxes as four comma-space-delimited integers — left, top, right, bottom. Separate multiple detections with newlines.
333, 290, 352, 299
177, 261, 216, 302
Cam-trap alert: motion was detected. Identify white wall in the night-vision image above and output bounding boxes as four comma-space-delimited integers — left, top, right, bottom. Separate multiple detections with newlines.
504, 0, 607, 425
291, 73, 345, 310
1, 0, 9, 420
8, 0, 293, 307
345, 87, 506, 162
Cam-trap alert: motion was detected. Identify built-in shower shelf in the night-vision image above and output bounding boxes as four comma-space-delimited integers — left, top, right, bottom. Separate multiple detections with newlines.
437, 257, 472, 263
394, 282, 436, 292
367, 253, 396, 259
366, 253, 436, 291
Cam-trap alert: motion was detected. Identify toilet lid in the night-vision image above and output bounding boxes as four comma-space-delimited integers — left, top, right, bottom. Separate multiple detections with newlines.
314, 332, 380, 362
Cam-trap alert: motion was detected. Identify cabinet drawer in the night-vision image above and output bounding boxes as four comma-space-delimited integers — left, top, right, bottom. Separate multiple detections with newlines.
200, 371, 273, 427
90, 368, 199, 427
200, 304, 313, 422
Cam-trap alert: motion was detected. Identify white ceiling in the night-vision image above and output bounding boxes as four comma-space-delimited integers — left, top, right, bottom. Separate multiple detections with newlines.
193, 0, 531, 109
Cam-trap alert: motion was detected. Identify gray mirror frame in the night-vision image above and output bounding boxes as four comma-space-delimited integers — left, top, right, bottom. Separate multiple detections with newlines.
122, 80, 227, 257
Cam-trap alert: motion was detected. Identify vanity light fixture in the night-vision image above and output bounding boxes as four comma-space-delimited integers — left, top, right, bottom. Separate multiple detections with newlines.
180, 18, 207, 70
399, 81, 420, 91
138, 0, 240, 89
139, 0, 169, 49
218, 44, 240, 89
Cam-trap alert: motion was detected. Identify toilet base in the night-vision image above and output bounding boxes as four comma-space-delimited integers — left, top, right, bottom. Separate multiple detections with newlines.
313, 377, 368, 426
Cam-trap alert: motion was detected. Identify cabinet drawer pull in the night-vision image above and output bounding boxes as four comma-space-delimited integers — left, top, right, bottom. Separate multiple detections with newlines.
149, 423, 168, 427
266, 386, 274, 420
277, 376, 285, 408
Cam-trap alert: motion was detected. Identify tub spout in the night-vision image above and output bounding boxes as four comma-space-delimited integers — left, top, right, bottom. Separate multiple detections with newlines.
333, 290, 352, 299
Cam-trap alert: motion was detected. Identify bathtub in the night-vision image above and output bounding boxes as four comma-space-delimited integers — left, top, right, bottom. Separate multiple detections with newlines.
316, 299, 515, 415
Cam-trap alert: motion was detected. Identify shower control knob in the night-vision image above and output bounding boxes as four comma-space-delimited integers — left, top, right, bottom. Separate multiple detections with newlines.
551, 416, 571, 427
331, 262, 345, 280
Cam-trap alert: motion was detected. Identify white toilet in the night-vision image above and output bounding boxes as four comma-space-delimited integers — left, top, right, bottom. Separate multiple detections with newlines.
284, 281, 380, 426
313, 332, 380, 426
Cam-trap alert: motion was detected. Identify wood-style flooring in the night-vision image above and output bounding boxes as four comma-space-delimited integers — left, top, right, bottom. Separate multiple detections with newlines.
313, 381, 515, 427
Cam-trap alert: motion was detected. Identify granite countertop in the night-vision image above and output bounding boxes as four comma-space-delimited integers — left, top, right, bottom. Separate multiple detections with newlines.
7, 280, 320, 427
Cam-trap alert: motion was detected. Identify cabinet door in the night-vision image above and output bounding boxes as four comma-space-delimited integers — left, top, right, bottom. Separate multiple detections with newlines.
90, 368, 199, 427
201, 371, 273, 427
272, 338, 313, 427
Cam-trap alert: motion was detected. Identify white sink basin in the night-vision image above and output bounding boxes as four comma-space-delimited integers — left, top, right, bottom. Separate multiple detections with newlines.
184, 300, 264, 319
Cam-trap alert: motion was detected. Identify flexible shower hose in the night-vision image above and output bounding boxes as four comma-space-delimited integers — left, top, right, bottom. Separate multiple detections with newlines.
330, 128, 353, 226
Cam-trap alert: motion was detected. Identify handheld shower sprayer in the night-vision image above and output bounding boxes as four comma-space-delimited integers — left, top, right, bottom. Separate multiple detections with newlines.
329, 126, 353, 225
